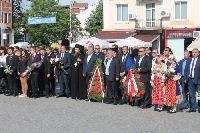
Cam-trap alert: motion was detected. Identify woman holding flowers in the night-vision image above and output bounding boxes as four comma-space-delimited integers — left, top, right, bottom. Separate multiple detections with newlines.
165, 55, 181, 113
151, 55, 167, 112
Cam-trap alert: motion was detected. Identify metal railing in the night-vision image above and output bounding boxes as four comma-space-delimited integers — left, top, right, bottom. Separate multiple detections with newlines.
135, 19, 162, 30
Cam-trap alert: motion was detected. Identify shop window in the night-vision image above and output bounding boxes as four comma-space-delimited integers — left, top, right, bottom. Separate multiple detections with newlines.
116, 4, 128, 22
174, 1, 188, 20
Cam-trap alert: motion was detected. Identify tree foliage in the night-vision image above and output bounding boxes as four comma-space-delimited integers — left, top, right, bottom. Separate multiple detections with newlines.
85, 0, 103, 36
22, 0, 82, 45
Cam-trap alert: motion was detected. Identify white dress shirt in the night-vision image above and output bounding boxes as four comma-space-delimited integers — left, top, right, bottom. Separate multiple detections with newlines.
189, 57, 198, 78
87, 54, 93, 63
0, 54, 8, 67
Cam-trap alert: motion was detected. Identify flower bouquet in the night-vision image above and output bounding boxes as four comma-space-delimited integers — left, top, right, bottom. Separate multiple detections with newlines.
2, 64, 12, 75
165, 68, 175, 78
50, 58, 68, 74
20, 61, 42, 78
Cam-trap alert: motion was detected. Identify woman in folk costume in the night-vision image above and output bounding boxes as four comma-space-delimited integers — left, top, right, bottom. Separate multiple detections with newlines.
151, 55, 167, 112
165, 55, 181, 113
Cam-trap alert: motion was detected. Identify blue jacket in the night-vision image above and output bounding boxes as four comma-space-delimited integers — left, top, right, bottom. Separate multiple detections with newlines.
56, 52, 71, 76
126, 57, 136, 72
83, 53, 98, 76
184, 57, 200, 84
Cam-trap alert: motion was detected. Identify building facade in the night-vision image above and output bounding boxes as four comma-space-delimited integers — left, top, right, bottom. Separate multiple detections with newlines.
96, 0, 200, 61
0, 0, 13, 46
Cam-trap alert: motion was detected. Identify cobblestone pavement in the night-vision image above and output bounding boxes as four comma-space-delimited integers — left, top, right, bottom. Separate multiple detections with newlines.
0, 94, 199, 133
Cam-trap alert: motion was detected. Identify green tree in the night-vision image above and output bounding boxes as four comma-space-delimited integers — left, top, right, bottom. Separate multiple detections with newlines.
85, 0, 103, 36
22, 0, 82, 45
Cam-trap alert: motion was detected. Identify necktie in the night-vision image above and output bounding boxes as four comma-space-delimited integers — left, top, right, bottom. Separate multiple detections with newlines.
190, 58, 195, 78
105, 58, 108, 65
122, 54, 126, 64
32, 55, 34, 62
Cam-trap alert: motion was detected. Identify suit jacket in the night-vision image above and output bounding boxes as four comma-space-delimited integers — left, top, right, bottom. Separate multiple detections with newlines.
17, 58, 28, 73
118, 53, 130, 74
184, 57, 200, 84
94, 52, 105, 62
107, 56, 120, 81
6, 54, 19, 72
83, 53, 98, 76
179, 58, 187, 75
56, 52, 71, 75
40, 54, 51, 76
27, 54, 41, 72
136, 55, 152, 82
47, 53, 56, 74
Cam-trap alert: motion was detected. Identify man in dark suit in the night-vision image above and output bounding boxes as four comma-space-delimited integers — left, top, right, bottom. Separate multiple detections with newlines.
105, 49, 120, 105
94, 45, 105, 61
46, 47, 56, 96
184, 48, 200, 113
118, 46, 130, 104
56, 45, 71, 98
179, 50, 190, 109
28, 47, 41, 98
39, 49, 51, 98
83, 46, 98, 87
136, 47, 152, 109
5, 47, 19, 96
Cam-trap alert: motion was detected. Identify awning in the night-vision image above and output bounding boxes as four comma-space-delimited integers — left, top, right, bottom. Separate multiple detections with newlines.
93, 30, 136, 41
134, 34, 160, 47
115, 37, 146, 47
187, 41, 200, 51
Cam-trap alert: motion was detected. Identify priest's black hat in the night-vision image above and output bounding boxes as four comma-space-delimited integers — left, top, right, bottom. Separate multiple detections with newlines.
61, 39, 70, 47
75, 44, 84, 52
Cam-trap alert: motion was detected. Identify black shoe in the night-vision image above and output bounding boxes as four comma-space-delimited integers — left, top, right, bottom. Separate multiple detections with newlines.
13, 93, 17, 97
141, 104, 150, 109
198, 110, 200, 113
106, 100, 112, 104
182, 107, 188, 109
113, 101, 117, 105
66, 95, 69, 98
187, 110, 196, 112
46, 95, 49, 98
5, 93, 13, 96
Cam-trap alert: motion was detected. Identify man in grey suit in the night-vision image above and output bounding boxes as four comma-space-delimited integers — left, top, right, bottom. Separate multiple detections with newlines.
83, 46, 98, 88
56, 45, 71, 98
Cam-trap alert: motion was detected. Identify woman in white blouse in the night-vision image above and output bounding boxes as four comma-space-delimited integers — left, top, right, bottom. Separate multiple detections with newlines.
0, 46, 8, 93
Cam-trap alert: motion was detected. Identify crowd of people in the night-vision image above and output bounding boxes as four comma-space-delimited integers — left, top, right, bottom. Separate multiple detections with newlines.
0, 41, 199, 114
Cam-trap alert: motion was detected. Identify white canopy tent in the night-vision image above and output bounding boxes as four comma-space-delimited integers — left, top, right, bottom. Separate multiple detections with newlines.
187, 41, 200, 51
70, 37, 110, 48
115, 37, 148, 47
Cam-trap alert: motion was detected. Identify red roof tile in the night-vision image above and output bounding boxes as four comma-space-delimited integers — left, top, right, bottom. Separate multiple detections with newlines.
73, 3, 88, 7
71, 9, 81, 14
134, 34, 159, 42
93, 31, 136, 40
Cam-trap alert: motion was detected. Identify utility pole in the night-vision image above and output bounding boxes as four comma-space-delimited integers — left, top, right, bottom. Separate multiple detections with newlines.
69, 0, 72, 36
1, 1, 2, 46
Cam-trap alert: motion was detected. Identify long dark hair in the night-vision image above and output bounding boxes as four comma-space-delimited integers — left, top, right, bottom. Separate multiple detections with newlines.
20, 49, 28, 60
131, 49, 139, 59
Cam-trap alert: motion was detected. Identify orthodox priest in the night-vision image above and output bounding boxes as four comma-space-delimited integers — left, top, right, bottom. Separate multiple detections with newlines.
71, 44, 86, 100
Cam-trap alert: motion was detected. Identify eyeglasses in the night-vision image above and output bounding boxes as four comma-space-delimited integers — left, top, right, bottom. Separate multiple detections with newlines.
95, 48, 100, 50
164, 50, 169, 51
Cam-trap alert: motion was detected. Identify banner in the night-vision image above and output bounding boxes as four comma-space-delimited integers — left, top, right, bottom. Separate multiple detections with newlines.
28, 16, 56, 25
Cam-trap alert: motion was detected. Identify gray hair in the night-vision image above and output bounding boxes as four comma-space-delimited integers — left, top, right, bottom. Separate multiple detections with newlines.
192, 48, 199, 52
184, 50, 189, 53
88, 46, 94, 51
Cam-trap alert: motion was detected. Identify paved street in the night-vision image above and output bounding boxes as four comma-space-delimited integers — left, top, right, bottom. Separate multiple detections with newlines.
0, 95, 199, 133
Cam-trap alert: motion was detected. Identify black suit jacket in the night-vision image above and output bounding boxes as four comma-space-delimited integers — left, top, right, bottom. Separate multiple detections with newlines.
28, 54, 41, 72
48, 53, 56, 74
83, 53, 98, 76
56, 52, 71, 75
136, 55, 152, 82
6, 54, 19, 72
107, 56, 120, 81
40, 54, 51, 76
17, 58, 28, 73
118, 53, 130, 73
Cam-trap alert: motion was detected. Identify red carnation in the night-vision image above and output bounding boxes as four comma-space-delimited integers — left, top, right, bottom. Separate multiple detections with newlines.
136, 93, 141, 97
139, 82, 144, 86
98, 66, 100, 68
136, 74, 140, 79
130, 69, 135, 73
92, 82, 95, 86
140, 90, 145, 95
98, 90, 102, 94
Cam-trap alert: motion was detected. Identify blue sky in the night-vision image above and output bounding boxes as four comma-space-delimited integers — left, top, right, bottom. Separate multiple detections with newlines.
59, 0, 100, 5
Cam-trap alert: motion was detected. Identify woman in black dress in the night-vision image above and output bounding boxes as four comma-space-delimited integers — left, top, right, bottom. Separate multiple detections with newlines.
17, 50, 28, 97
71, 44, 86, 100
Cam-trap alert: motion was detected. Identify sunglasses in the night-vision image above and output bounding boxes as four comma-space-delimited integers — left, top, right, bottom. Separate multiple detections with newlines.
139, 51, 144, 52
53, 52, 57, 53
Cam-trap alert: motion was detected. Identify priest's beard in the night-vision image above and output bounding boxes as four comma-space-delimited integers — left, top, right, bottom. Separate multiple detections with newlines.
74, 52, 80, 57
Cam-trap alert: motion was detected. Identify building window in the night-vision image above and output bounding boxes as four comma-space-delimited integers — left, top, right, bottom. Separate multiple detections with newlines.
4, 13, 7, 23
174, 2, 188, 20
146, 3, 155, 27
116, 4, 128, 22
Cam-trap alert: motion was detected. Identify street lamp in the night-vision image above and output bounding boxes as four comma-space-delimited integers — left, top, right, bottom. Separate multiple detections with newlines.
69, 0, 72, 37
